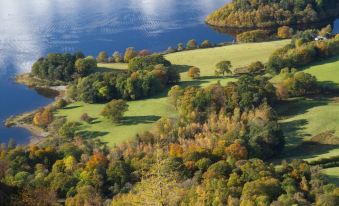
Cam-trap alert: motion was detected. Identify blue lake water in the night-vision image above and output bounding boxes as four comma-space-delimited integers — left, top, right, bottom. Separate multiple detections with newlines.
0, 0, 231, 144
0, 0, 338, 144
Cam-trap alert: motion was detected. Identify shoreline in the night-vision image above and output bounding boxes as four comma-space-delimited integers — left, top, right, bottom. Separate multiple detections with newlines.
205, 17, 339, 33
5, 73, 66, 145
5, 109, 48, 145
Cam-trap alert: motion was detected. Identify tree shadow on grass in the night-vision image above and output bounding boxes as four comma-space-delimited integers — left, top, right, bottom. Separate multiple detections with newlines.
274, 97, 330, 117
271, 95, 339, 163
318, 81, 339, 91
179, 80, 210, 88
300, 56, 339, 71
77, 130, 109, 139
281, 141, 339, 160
325, 174, 339, 186
119, 115, 161, 125
280, 119, 310, 148
173, 64, 191, 73
64, 105, 82, 110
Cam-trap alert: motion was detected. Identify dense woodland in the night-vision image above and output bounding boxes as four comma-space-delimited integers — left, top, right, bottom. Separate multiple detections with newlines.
206, 0, 339, 28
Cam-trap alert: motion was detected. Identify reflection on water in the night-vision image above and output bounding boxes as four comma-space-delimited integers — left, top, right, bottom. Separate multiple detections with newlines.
0, 0, 230, 144
209, 18, 339, 37
0, 0, 229, 74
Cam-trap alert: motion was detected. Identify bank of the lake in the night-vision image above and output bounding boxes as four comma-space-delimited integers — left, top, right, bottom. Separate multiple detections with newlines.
4, 74, 66, 145
0, 0, 231, 144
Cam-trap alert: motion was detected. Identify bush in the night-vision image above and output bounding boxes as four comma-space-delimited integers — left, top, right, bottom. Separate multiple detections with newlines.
33, 107, 54, 128
248, 61, 265, 74
112, 51, 122, 63
188, 67, 200, 79
54, 99, 68, 109
200, 40, 211, 48
96, 51, 108, 63
186, 39, 197, 49
236, 30, 270, 43
177, 43, 184, 51
277, 26, 293, 39
124, 47, 138, 63
138, 49, 151, 57
101, 100, 129, 123
80, 113, 92, 123
58, 122, 80, 139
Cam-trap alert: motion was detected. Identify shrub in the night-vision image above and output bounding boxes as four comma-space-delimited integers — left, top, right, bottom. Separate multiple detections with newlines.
124, 47, 138, 63
33, 108, 54, 128
112, 51, 122, 63
248, 61, 265, 74
54, 99, 68, 109
277, 26, 293, 39
188, 67, 200, 79
177, 43, 184, 51
138, 49, 151, 57
80, 113, 92, 123
186, 39, 197, 49
200, 40, 211, 48
58, 122, 80, 139
96, 51, 108, 63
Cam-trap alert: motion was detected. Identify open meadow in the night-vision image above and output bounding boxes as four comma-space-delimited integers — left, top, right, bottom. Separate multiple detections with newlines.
273, 57, 339, 180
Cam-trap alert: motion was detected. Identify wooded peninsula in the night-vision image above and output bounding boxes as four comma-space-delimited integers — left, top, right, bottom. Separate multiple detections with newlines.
206, 0, 339, 28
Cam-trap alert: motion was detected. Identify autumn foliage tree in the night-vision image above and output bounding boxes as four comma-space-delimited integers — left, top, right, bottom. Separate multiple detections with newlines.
33, 107, 53, 128
186, 39, 197, 49
96, 51, 108, 63
277, 26, 293, 39
188, 67, 200, 79
124, 47, 138, 62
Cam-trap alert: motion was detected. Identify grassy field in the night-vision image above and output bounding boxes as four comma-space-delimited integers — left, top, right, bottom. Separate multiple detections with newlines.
56, 40, 289, 146
303, 56, 339, 87
57, 92, 176, 146
272, 57, 339, 180
274, 57, 339, 164
276, 97, 339, 161
323, 167, 339, 186
166, 40, 290, 84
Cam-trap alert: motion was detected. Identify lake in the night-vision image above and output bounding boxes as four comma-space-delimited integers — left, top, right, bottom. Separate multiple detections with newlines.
0, 0, 338, 144
0, 0, 232, 144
